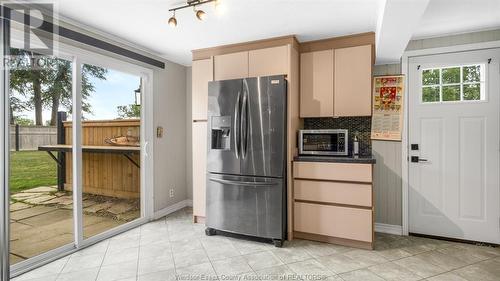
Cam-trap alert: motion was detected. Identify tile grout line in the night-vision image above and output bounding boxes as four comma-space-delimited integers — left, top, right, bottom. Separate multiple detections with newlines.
93, 239, 111, 281
53, 254, 71, 281
198, 226, 221, 280
165, 215, 179, 278
135, 225, 143, 281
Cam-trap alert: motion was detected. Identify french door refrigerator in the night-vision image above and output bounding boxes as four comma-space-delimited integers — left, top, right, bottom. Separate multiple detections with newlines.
206, 75, 287, 247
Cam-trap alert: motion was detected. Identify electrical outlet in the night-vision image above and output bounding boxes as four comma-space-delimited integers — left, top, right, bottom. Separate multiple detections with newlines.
169, 189, 174, 198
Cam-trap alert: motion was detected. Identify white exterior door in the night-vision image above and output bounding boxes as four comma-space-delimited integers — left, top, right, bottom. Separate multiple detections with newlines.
408, 48, 500, 243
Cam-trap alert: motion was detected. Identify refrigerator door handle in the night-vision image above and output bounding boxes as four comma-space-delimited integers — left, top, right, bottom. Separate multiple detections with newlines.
208, 177, 280, 186
233, 90, 241, 159
240, 88, 248, 159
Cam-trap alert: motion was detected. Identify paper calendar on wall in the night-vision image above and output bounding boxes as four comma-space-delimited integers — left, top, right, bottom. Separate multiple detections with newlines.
371, 75, 405, 141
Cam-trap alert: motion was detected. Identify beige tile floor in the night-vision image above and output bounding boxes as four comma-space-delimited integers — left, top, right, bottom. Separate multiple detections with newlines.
12, 208, 500, 281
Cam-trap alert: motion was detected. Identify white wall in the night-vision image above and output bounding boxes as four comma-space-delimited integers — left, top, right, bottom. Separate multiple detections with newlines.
153, 62, 188, 212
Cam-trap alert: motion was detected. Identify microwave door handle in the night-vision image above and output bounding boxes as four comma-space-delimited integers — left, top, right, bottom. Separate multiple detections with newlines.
233, 91, 241, 159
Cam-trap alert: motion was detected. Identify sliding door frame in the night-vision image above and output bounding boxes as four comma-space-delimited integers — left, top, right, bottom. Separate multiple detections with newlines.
1, 17, 11, 281
6, 32, 155, 278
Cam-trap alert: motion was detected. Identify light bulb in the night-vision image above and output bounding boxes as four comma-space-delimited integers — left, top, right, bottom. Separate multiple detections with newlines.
196, 9, 206, 21
214, 0, 226, 15
168, 16, 177, 27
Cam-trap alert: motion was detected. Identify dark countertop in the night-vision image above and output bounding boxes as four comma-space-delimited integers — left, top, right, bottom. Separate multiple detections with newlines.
293, 155, 376, 164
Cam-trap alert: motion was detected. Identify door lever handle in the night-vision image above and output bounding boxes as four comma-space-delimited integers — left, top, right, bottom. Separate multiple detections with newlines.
411, 156, 429, 163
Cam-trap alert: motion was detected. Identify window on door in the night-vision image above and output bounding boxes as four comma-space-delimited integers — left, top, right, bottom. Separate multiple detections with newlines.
421, 64, 486, 103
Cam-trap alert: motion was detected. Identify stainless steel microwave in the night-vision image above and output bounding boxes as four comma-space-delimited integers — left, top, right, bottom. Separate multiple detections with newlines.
299, 129, 348, 156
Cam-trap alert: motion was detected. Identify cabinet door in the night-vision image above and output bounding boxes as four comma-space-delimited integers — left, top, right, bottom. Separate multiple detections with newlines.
192, 121, 207, 218
300, 50, 334, 117
192, 58, 213, 120
334, 45, 372, 116
214, 51, 248, 80
249, 45, 289, 77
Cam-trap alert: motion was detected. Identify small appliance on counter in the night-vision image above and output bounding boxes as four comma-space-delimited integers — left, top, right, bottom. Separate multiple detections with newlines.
298, 129, 348, 156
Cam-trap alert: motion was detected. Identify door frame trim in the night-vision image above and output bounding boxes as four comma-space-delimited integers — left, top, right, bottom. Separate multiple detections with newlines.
401, 40, 500, 236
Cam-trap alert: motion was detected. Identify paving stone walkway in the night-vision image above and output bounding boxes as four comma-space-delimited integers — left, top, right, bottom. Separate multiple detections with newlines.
10, 186, 140, 264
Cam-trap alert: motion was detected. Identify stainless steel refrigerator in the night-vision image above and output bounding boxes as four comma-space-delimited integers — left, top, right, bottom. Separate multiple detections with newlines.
205, 75, 287, 247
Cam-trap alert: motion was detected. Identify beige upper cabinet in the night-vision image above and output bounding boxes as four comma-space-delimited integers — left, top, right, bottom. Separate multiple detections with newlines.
249, 45, 289, 77
214, 51, 249, 80
334, 45, 372, 116
192, 58, 213, 121
300, 50, 334, 118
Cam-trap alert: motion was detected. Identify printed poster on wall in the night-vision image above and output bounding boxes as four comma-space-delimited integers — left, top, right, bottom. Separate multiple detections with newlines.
371, 75, 405, 141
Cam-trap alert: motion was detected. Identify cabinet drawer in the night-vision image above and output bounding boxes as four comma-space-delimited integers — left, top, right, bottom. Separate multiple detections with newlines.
293, 162, 372, 182
294, 180, 372, 207
294, 202, 372, 242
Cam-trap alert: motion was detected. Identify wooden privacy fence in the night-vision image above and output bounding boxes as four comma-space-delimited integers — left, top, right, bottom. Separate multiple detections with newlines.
10, 125, 57, 151
64, 119, 141, 199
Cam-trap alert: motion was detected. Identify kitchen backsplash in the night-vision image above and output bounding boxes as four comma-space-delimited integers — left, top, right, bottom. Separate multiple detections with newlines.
303, 116, 372, 156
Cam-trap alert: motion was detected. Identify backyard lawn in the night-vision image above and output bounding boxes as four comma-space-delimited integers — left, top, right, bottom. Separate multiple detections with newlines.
9, 151, 57, 193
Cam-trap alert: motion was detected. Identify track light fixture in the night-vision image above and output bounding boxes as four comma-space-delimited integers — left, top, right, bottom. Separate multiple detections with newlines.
168, 0, 219, 27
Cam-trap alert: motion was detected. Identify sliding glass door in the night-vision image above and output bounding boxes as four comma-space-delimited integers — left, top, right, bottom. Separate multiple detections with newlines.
1, 16, 152, 278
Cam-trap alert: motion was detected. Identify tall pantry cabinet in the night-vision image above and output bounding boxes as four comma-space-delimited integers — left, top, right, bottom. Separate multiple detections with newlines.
191, 58, 213, 223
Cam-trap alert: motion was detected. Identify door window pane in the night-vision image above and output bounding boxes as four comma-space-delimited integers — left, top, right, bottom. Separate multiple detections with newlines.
463, 84, 481, 100
441, 67, 460, 84
422, 69, 440, 85
463, 65, 481, 83
77, 64, 142, 239
8, 48, 73, 264
422, 86, 440, 102
442, 85, 460, 101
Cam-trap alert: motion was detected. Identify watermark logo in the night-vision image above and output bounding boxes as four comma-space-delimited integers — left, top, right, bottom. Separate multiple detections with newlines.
1, 2, 56, 70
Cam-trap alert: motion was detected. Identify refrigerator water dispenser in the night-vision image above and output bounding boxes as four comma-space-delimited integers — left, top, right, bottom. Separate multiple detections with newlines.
210, 116, 231, 150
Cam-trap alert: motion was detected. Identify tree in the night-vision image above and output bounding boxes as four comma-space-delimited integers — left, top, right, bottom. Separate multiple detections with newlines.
9, 49, 49, 125
117, 104, 141, 118
9, 48, 108, 125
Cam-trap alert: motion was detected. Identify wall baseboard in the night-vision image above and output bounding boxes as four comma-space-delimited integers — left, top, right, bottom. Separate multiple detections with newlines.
153, 199, 192, 220
375, 223, 403, 235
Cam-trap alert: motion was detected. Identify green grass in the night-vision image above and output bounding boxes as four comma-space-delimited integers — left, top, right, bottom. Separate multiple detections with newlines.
9, 151, 57, 193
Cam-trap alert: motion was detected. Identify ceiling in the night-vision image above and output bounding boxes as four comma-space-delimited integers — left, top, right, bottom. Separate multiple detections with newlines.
412, 0, 500, 39
49, 0, 500, 66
